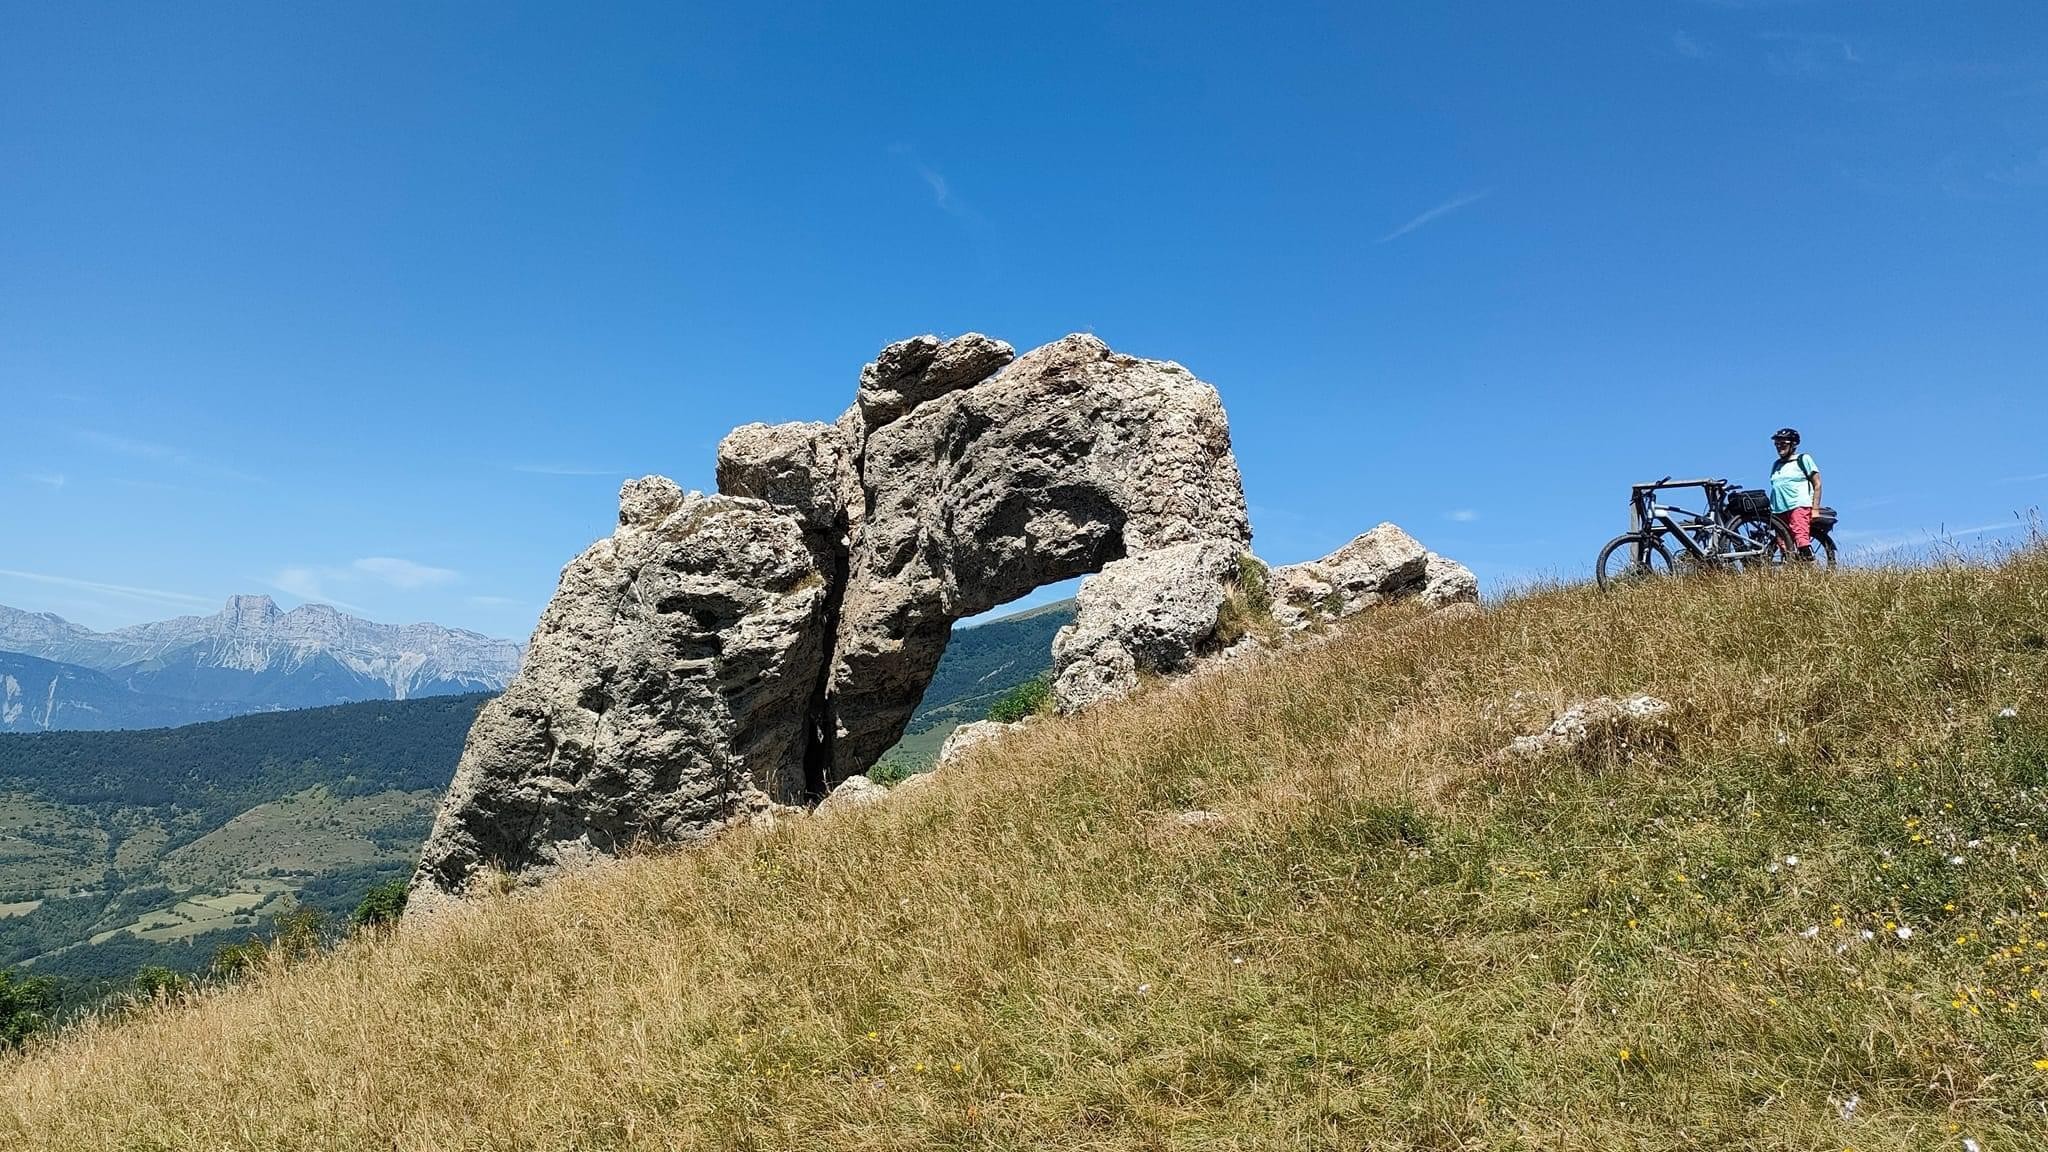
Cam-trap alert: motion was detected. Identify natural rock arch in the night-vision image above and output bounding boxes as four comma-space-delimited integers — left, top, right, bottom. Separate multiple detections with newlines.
409, 333, 1252, 910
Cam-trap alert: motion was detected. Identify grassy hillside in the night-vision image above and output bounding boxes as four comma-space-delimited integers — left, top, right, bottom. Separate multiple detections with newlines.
7, 554, 2048, 1148
0, 694, 485, 986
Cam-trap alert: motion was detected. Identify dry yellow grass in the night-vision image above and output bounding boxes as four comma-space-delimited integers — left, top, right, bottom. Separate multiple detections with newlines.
7, 553, 2048, 1149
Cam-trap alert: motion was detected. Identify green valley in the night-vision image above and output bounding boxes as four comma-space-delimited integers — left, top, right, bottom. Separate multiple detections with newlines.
0, 694, 484, 989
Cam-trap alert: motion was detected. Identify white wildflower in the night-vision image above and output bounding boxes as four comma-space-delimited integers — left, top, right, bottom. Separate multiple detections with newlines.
1767, 862, 1780, 874
1896, 925, 1914, 940
1783, 855, 1800, 867
1861, 929, 1876, 941
1838, 1093, 1859, 1120
1800, 925, 1820, 938
1998, 707, 2018, 719
1230, 956, 1244, 966
1136, 983, 1151, 995
1951, 855, 1967, 866
1963, 1138, 1982, 1152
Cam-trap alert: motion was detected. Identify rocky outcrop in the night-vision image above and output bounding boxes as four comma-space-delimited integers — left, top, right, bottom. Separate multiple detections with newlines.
1270, 524, 1477, 630
1420, 553, 1481, 609
822, 333, 1250, 776
936, 719, 1021, 765
408, 480, 833, 913
1495, 695, 1673, 762
1050, 540, 1242, 713
815, 773, 891, 814
411, 330, 1476, 909
412, 334, 1251, 907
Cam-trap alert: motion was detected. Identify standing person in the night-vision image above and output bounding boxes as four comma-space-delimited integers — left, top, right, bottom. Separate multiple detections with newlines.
1769, 428, 1823, 561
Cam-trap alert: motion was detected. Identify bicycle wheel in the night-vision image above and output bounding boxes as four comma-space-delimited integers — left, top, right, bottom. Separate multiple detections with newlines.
1748, 516, 1836, 571
1811, 531, 1838, 570
1596, 533, 1676, 590
1729, 515, 1792, 573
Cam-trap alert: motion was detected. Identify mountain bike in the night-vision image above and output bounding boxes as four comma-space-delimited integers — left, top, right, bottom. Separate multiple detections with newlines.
1595, 476, 1788, 589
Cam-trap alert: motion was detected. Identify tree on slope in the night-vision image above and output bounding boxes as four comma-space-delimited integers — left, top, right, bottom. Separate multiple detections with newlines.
1, 968, 59, 1048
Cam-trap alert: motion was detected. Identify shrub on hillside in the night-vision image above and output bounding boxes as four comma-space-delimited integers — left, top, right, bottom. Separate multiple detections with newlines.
211, 907, 332, 980
350, 880, 409, 930
0, 969, 58, 1049
130, 966, 190, 1002
986, 676, 1051, 723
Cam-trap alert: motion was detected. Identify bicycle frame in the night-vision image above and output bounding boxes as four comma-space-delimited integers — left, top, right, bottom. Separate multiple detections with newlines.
1626, 478, 1767, 565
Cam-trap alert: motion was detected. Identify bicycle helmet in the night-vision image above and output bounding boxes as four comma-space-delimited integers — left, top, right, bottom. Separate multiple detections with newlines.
1771, 427, 1800, 445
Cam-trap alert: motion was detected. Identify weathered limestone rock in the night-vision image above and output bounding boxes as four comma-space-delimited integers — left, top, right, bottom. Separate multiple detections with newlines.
856, 333, 1015, 429
936, 719, 1021, 765
824, 334, 1250, 775
715, 421, 859, 535
1420, 553, 1480, 609
408, 480, 832, 911
1050, 539, 1243, 712
1269, 524, 1477, 630
1269, 524, 1428, 629
816, 773, 890, 814
1496, 695, 1674, 761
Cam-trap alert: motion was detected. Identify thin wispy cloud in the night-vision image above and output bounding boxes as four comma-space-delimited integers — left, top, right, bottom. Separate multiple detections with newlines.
74, 428, 266, 485
1759, 31, 1864, 77
268, 556, 460, 610
1377, 189, 1492, 243
77, 430, 179, 462
511, 464, 622, 477
466, 595, 522, 608
1446, 509, 1480, 522
889, 143, 982, 222
26, 472, 67, 490
0, 568, 215, 609
352, 557, 459, 588
918, 164, 955, 211
268, 567, 374, 614
1671, 30, 1710, 59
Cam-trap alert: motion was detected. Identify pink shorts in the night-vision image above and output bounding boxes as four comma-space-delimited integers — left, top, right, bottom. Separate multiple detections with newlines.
1784, 506, 1812, 549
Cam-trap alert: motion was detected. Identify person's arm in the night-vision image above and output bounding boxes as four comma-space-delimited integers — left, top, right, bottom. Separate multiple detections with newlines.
1808, 458, 1822, 511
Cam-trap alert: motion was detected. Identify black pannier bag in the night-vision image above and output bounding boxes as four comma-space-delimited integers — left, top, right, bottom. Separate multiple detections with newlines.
1813, 506, 1837, 532
1728, 488, 1771, 518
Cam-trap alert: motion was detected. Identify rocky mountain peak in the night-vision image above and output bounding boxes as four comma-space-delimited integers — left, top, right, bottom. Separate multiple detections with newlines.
222, 594, 283, 629
0, 596, 524, 719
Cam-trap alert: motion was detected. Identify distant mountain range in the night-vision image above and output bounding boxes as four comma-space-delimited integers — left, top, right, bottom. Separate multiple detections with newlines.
0, 596, 523, 732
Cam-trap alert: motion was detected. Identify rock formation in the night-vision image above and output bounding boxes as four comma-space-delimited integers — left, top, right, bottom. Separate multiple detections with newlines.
1268, 523, 1478, 631
411, 332, 1477, 910
825, 334, 1250, 774
409, 481, 834, 912
1049, 539, 1243, 712
936, 719, 1021, 765
412, 333, 1252, 907
1494, 695, 1674, 762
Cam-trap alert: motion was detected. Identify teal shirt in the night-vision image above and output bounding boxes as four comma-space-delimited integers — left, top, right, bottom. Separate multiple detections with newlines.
1768, 452, 1818, 513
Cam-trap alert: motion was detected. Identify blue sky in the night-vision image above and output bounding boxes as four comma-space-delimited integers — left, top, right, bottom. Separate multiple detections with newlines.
3, 2, 2045, 638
